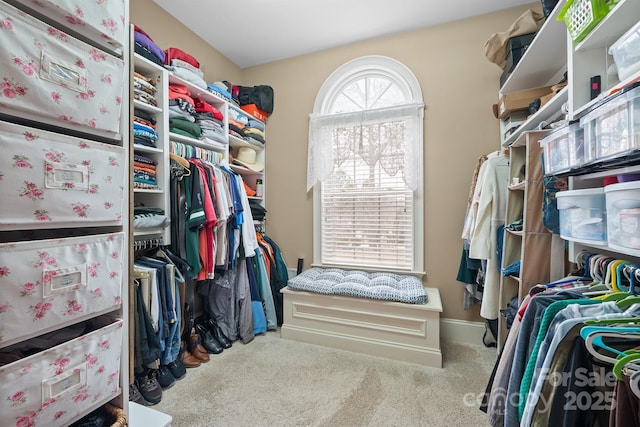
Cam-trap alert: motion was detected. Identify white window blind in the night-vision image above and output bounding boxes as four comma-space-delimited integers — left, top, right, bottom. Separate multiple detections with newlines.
320, 120, 414, 270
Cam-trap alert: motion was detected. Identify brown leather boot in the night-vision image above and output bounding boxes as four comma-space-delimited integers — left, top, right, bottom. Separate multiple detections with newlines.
179, 340, 201, 368
181, 349, 201, 368
187, 328, 210, 363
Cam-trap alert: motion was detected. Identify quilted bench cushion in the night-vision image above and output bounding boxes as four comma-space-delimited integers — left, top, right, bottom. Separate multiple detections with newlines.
286, 268, 428, 304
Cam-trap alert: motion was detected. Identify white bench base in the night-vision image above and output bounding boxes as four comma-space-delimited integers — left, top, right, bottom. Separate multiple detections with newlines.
280, 286, 443, 368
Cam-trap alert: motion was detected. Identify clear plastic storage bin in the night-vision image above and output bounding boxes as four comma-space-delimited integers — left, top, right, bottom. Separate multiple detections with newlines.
609, 21, 640, 82
605, 180, 640, 256
540, 122, 584, 175
556, 188, 607, 243
580, 85, 640, 163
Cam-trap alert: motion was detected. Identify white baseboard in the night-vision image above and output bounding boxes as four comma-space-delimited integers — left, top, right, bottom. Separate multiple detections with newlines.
440, 318, 487, 346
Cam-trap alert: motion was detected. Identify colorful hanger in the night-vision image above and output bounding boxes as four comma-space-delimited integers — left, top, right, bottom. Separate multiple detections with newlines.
584, 317, 640, 326
593, 259, 630, 300
581, 325, 640, 364
613, 351, 640, 380
610, 260, 630, 292
618, 267, 640, 309
616, 262, 633, 292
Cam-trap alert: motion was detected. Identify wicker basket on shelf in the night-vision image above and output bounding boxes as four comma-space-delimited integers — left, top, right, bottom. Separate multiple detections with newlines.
105, 403, 128, 427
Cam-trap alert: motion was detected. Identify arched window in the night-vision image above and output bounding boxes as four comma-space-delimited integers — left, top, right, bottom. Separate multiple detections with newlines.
308, 56, 424, 273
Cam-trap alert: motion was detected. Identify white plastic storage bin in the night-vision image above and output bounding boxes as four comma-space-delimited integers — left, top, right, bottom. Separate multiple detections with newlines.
605, 180, 640, 256
6, 0, 126, 55
609, 21, 640, 82
0, 232, 124, 347
0, 121, 126, 229
0, 317, 123, 427
556, 188, 607, 243
580, 85, 640, 163
540, 122, 585, 174
0, 2, 125, 138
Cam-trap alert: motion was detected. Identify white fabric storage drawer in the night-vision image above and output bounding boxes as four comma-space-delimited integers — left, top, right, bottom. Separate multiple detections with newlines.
0, 121, 125, 229
0, 2, 124, 138
6, 0, 126, 55
0, 318, 123, 427
0, 232, 124, 347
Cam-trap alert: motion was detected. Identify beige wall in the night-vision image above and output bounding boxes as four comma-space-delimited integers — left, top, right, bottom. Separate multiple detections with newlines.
132, 3, 539, 322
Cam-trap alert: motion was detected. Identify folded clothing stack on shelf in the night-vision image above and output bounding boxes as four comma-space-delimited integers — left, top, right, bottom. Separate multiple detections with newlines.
168, 84, 201, 139
194, 97, 226, 144
133, 206, 170, 230
244, 118, 266, 147
228, 107, 249, 140
133, 153, 159, 190
164, 48, 206, 90
133, 107, 159, 148
133, 71, 158, 107
207, 81, 233, 101
134, 24, 165, 66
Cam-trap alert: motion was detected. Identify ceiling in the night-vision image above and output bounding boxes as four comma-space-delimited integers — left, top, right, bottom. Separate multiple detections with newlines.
153, 0, 535, 69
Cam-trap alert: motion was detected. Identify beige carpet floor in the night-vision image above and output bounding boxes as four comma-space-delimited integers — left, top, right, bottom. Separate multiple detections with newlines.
152, 330, 496, 426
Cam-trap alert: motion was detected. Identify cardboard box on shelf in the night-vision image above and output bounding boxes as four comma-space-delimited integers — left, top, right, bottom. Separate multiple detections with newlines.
539, 92, 555, 109
493, 85, 554, 119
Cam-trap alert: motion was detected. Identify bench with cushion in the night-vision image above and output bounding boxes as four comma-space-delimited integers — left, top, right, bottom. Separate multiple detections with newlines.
280, 268, 443, 367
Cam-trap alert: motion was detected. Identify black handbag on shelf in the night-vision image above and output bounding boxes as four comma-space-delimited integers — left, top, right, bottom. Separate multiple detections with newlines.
237, 85, 274, 114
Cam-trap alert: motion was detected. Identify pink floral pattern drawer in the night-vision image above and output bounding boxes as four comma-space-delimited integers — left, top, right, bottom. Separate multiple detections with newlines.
8, 0, 126, 55
0, 318, 123, 427
0, 2, 124, 138
0, 121, 125, 229
0, 232, 124, 347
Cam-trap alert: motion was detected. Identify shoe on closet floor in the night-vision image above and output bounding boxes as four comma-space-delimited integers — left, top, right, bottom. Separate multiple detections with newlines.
136, 370, 162, 405
179, 340, 200, 368
187, 328, 211, 362
205, 317, 232, 349
195, 323, 223, 354
181, 349, 201, 368
156, 366, 176, 389
129, 382, 150, 406
166, 359, 186, 379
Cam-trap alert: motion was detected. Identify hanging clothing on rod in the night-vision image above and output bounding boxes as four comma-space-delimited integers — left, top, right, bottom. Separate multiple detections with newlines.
168, 142, 276, 344
482, 250, 640, 427
468, 151, 510, 321
257, 232, 289, 326
458, 152, 490, 311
